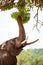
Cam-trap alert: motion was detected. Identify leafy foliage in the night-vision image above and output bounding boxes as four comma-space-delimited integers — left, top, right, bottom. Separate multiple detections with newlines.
17, 49, 43, 65
1, 3, 13, 11
17, 50, 33, 65
11, 8, 30, 24
11, 0, 30, 24
0, 0, 43, 24
32, 55, 43, 65
17, 0, 26, 10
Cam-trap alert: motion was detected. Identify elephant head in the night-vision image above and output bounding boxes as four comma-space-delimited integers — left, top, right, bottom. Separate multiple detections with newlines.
9, 15, 39, 56
0, 15, 39, 56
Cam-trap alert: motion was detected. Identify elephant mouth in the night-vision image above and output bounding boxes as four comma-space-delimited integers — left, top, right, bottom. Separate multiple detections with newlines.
19, 37, 28, 48
21, 37, 28, 44
16, 38, 27, 49
17, 38, 39, 49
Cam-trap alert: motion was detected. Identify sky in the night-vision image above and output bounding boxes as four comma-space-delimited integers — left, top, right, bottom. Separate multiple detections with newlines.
0, 7, 43, 49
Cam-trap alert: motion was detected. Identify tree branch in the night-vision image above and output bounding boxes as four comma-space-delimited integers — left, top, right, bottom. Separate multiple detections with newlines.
33, 7, 40, 32
0, 0, 14, 8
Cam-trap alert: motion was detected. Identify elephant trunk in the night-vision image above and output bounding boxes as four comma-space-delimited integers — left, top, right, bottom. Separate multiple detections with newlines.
17, 15, 26, 42
15, 15, 39, 48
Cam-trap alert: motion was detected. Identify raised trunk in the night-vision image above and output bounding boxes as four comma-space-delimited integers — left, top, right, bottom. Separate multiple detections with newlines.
17, 15, 26, 42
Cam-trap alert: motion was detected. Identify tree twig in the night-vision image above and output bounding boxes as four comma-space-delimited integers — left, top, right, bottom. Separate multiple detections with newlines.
33, 7, 40, 32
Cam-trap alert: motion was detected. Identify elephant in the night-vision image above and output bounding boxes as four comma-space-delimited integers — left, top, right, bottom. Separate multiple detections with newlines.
0, 15, 39, 65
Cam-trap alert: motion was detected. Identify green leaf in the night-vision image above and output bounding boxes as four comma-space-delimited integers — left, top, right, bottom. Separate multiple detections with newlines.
11, 12, 20, 19
11, 7, 30, 24
11, 11, 30, 24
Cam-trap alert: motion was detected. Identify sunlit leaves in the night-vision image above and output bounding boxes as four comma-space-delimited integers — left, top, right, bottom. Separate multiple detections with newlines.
11, 7, 30, 24
17, 0, 26, 10
11, 0, 30, 24
32, 55, 43, 65
0, 0, 43, 11
11, 12, 20, 19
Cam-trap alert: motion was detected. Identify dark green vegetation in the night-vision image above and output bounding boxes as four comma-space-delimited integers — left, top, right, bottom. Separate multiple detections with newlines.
17, 49, 43, 65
